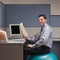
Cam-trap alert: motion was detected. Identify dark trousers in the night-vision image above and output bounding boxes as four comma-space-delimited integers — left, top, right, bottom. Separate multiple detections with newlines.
23, 40, 50, 60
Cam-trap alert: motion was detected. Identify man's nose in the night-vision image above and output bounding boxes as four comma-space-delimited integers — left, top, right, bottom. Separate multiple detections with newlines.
38, 20, 41, 23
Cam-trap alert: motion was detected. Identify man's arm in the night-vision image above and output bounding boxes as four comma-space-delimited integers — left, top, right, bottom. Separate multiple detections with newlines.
32, 28, 52, 48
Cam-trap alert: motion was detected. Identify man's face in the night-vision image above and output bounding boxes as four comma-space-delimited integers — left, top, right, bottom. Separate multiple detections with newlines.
38, 16, 46, 26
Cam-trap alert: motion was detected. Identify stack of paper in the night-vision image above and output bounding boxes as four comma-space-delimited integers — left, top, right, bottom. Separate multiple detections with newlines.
20, 23, 28, 38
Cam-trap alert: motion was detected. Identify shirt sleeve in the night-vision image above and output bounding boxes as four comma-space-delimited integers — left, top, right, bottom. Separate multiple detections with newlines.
32, 38, 44, 48
32, 28, 52, 48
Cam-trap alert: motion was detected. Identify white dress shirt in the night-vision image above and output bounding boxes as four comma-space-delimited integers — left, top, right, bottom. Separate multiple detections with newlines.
28, 23, 52, 48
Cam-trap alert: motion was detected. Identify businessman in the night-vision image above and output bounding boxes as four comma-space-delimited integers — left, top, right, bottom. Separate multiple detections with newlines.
23, 14, 52, 60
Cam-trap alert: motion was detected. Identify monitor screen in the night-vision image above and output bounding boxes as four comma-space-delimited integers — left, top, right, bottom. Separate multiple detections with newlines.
9, 24, 21, 36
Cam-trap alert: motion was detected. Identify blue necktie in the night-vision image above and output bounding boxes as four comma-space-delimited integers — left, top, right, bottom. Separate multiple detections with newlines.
41, 27, 43, 32
40, 27, 43, 35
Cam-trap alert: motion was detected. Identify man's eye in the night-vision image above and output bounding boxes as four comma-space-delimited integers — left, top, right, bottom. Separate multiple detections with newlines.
40, 19, 43, 20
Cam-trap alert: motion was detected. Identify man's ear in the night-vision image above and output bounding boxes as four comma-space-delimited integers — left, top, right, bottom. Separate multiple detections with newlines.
45, 19, 47, 22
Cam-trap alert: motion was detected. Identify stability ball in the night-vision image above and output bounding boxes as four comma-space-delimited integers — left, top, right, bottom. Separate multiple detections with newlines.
28, 52, 58, 60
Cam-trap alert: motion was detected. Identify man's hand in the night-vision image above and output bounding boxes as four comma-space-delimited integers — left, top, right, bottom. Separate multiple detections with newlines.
27, 44, 33, 48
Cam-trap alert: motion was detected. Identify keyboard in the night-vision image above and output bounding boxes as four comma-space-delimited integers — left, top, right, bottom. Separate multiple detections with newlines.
11, 39, 24, 41
6, 39, 25, 43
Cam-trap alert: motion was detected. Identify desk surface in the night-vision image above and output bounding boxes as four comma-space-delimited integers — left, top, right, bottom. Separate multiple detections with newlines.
6, 39, 25, 43
0, 38, 60, 44
53, 38, 60, 41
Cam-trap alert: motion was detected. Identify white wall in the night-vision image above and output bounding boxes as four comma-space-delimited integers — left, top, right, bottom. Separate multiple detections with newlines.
1, 0, 60, 15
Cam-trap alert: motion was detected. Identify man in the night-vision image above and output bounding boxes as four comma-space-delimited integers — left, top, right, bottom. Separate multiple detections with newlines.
23, 14, 52, 60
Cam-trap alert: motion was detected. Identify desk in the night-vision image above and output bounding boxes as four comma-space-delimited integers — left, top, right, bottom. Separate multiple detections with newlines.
0, 39, 60, 60
0, 40, 25, 60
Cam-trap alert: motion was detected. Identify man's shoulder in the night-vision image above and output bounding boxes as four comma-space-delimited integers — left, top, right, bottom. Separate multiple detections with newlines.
45, 23, 51, 28
45, 23, 52, 31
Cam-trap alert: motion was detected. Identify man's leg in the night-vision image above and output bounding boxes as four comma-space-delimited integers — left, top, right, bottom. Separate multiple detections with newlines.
23, 46, 38, 60
23, 45, 44, 60
23, 40, 35, 60
23, 41, 50, 60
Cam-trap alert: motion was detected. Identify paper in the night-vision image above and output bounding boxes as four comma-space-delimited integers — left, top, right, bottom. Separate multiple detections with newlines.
20, 23, 28, 38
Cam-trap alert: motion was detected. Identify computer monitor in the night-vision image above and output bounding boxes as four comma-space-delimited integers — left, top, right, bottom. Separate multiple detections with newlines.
9, 24, 21, 39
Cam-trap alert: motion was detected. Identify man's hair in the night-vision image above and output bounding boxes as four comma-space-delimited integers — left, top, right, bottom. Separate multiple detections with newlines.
38, 14, 47, 19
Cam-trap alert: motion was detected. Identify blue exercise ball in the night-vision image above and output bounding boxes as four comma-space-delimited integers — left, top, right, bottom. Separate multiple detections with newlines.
28, 52, 58, 60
